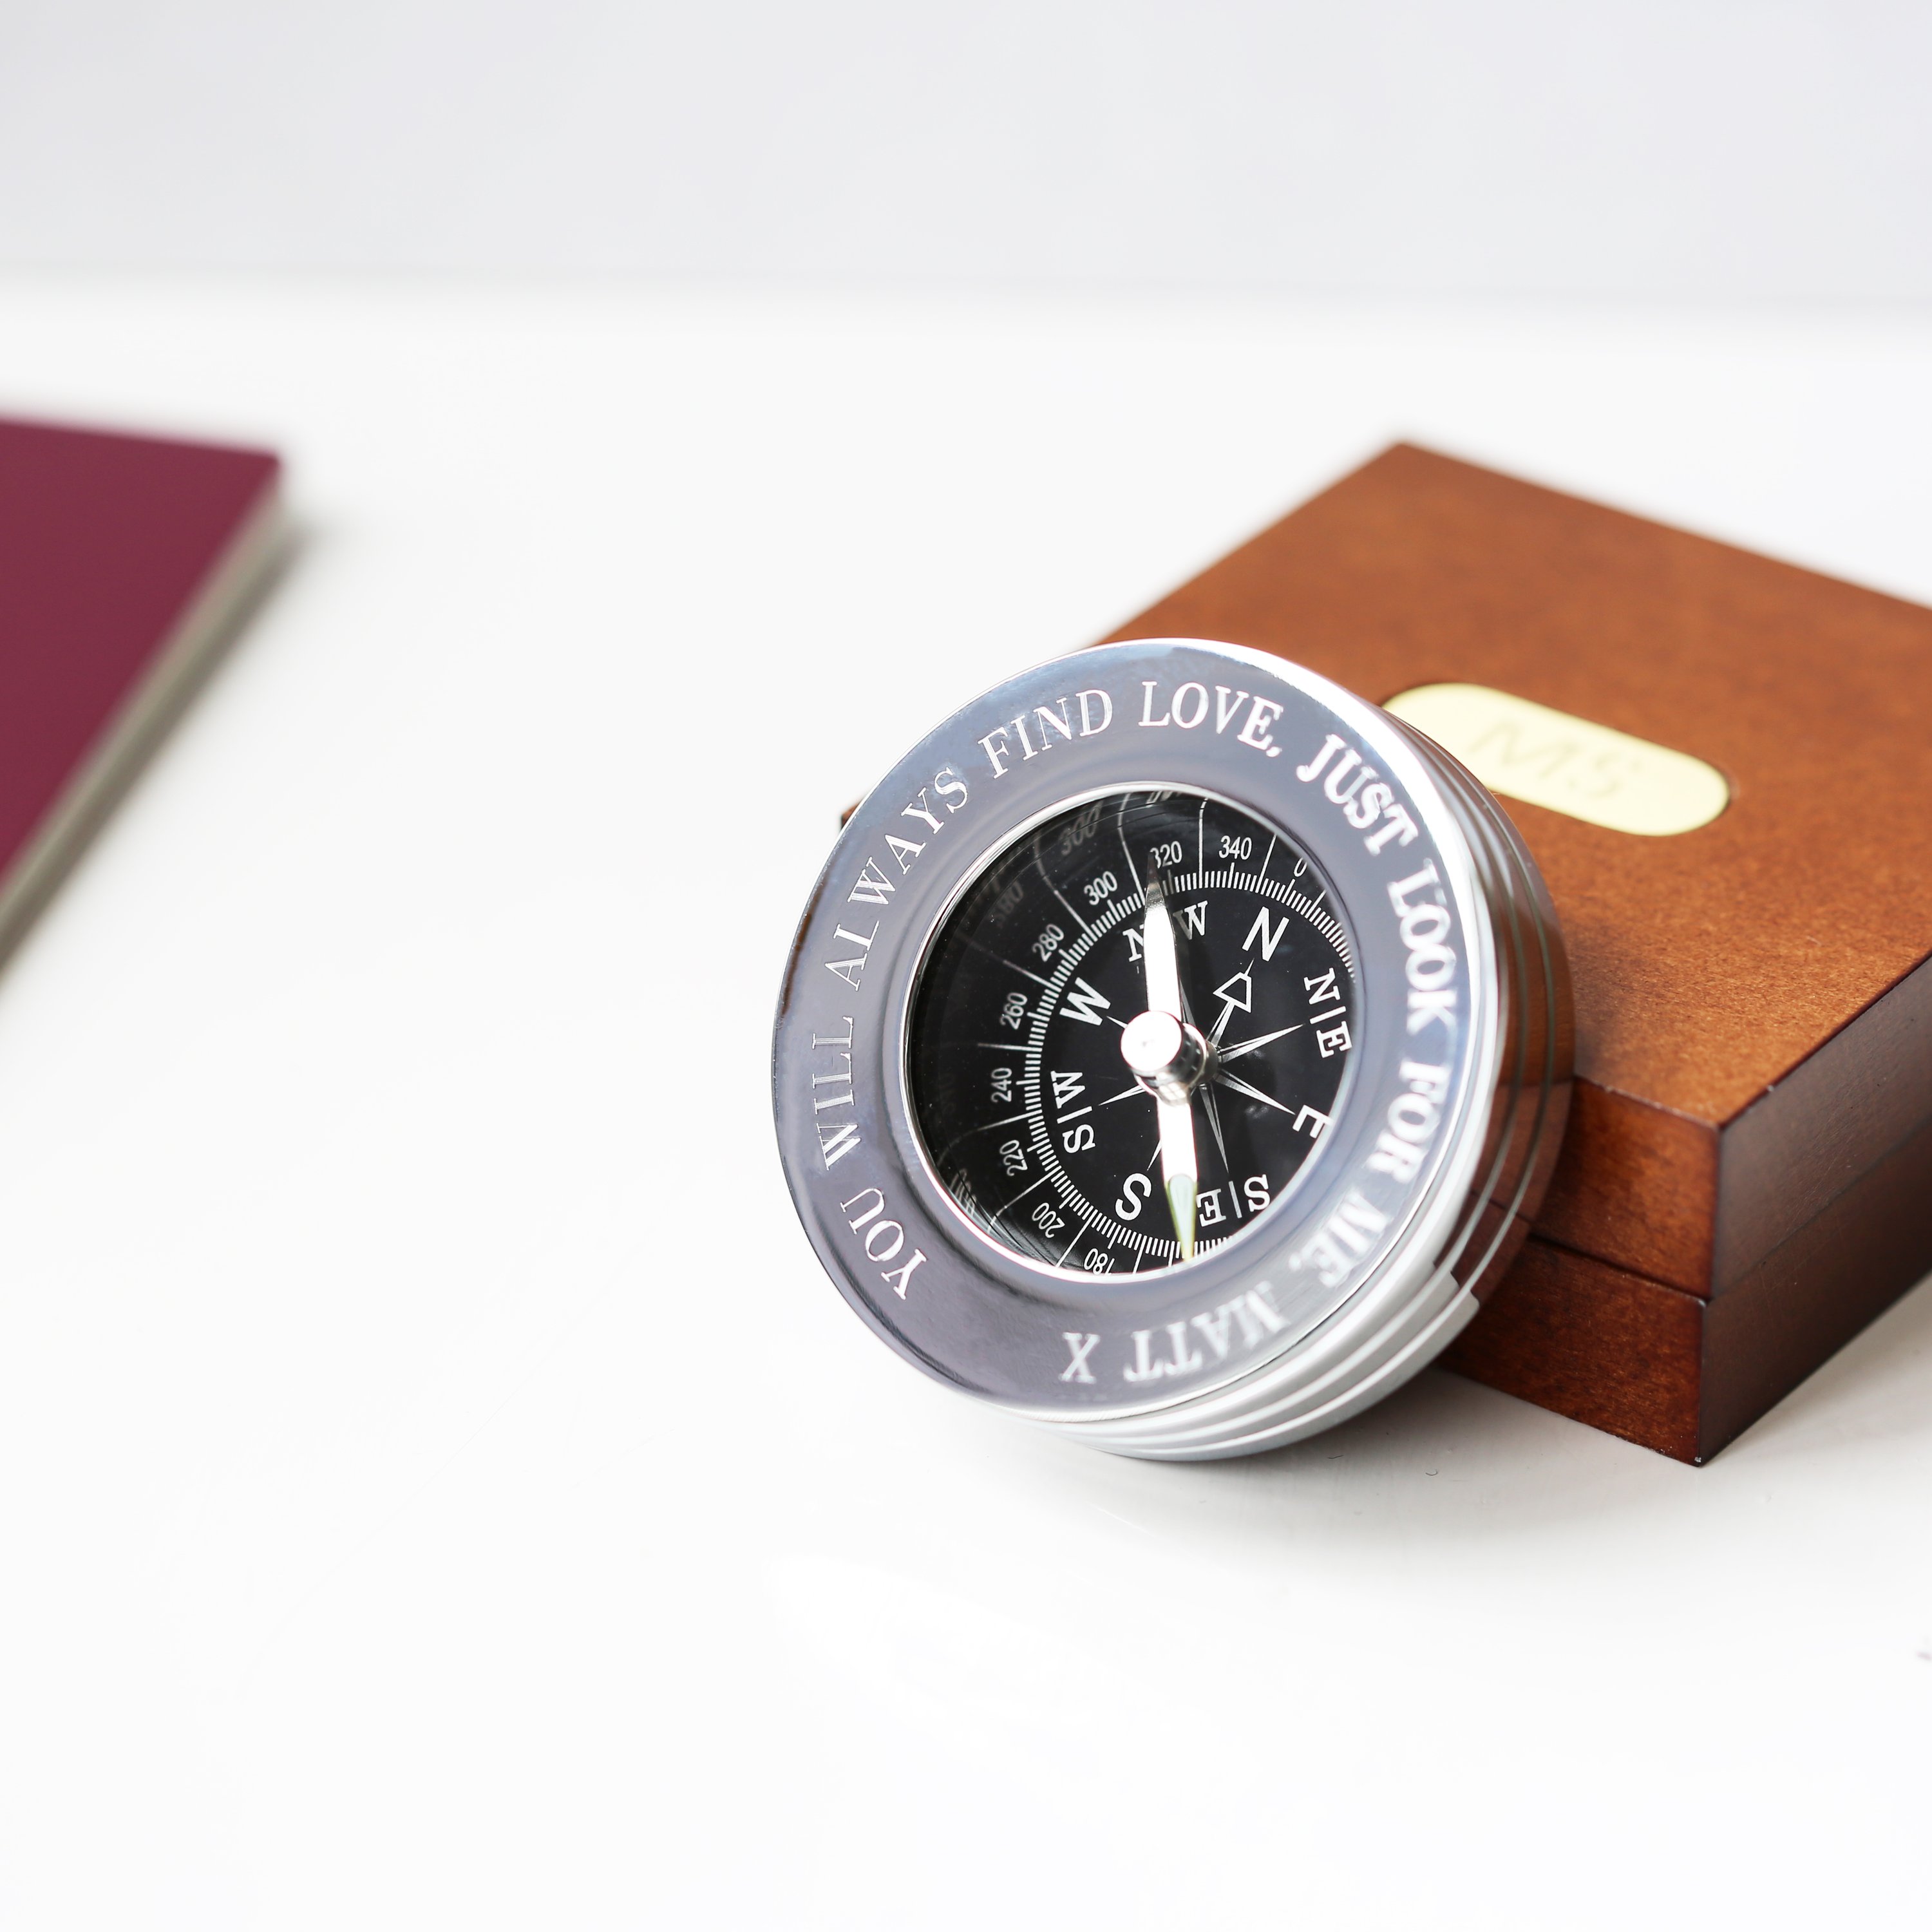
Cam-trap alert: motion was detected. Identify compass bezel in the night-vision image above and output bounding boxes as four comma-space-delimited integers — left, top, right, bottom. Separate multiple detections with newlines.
772, 638, 1570, 1458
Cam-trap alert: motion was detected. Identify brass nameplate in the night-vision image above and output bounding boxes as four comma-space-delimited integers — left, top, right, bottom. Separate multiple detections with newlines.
1384, 683, 1728, 836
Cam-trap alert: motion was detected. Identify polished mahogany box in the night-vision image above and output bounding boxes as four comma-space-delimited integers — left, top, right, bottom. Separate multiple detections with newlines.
1104, 444, 1932, 1461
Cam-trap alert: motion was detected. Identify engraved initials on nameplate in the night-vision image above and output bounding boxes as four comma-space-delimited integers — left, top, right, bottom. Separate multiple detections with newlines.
1384, 684, 1729, 837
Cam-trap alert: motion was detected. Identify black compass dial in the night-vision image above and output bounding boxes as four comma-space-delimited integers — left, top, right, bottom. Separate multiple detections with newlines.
907, 788, 1358, 1275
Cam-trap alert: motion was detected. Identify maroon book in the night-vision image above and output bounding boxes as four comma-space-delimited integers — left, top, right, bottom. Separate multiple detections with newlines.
0, 414, 281, 954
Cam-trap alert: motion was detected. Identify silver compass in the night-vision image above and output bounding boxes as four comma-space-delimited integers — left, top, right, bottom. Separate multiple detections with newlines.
773, 638, 1571, 1459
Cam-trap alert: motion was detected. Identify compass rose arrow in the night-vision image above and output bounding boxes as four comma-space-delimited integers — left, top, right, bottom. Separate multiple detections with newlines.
1209, 967, 1253, 1045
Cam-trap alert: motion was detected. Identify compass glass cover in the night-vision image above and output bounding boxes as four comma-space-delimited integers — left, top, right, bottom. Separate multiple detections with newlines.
907, 789, 1358, 1274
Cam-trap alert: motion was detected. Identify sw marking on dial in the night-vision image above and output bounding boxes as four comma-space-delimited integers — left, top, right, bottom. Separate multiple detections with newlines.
908, 789, 1357, 1273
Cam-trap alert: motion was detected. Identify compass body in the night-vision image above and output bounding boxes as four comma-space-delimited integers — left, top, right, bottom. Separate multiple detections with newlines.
773, 639, 1571, 1458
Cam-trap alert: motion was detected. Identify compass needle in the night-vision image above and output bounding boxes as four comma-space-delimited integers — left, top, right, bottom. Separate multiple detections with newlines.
1154, 1091, 1200, 1262
1141, 878, 1183, 1021
1130, 884, 1204, 1259
1166, 1164, 1198, 1261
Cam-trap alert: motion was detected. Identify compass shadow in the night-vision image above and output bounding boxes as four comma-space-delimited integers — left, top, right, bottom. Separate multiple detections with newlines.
1039, 1268, 1932, 1550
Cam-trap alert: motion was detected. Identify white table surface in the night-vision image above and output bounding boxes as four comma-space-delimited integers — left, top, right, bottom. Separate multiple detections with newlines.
1, 281, 1930, 1931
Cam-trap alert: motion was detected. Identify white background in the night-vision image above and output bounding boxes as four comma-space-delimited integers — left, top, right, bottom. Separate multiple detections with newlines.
3, 4, 1932, 1927
0, 283, 1927, 1928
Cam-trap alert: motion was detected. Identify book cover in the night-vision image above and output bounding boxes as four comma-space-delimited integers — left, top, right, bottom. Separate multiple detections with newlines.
0, 413, 282, 957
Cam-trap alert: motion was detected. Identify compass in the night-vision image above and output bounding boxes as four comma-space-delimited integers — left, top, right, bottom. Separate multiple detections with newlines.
773, 639, 1571, 1458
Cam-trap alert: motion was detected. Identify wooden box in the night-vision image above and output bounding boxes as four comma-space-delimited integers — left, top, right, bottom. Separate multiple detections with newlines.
1105, 444, 1932, 1461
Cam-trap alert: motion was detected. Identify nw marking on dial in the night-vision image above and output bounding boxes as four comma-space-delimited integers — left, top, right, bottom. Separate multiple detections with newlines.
908, 789, 1357, 1274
